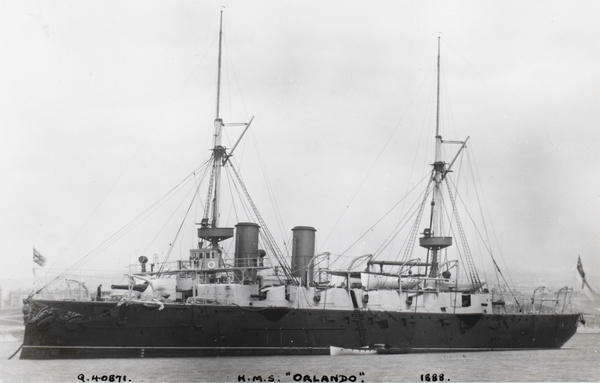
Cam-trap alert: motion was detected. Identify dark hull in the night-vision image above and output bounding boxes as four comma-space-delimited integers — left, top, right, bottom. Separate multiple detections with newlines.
20, 300, 579, 359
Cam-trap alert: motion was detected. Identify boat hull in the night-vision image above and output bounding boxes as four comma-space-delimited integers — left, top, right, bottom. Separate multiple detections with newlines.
20, 299, 579, 359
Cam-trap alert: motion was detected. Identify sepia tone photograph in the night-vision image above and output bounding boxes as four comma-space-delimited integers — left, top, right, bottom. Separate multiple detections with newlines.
1, 1, 599, 382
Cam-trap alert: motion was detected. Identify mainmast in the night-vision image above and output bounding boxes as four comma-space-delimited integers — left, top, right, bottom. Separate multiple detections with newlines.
215, 11, 223, 122
420, 37, 452, 278
435, 36, 442, 163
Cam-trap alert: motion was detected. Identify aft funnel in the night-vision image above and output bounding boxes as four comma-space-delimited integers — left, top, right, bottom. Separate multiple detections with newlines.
291, 226, 316, 286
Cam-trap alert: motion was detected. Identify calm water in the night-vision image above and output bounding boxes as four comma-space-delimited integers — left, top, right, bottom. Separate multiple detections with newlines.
0, 333, 598, 383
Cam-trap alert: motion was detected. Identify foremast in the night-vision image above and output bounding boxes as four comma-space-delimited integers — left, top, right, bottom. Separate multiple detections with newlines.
198, 11, 234, 257
211, 10, 225, 232
195, 13, 295, 284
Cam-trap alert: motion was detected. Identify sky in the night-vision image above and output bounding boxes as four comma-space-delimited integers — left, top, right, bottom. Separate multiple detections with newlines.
1, 0, 600, 300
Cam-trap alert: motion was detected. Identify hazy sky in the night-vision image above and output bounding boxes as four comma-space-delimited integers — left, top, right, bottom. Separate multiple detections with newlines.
1, 0, 600, 296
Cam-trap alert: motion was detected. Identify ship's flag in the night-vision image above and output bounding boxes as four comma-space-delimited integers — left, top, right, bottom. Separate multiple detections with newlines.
577, 255, 586, 285
577, 255, 598, 296
33, 247, 46, 267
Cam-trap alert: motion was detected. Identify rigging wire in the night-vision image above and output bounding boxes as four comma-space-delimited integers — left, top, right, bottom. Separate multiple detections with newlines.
223, 34, 252, 119
463, 147, 521, 303
444, 179, 483, 290
144, 162, 212, 257
223, 151, 288, 278
225, 158, 255, 221
249, 131, 290, 256
466, 145, 517, 287
446, 174, 521, 305
229, 162, 294, 281
203, 157, 217, 222
400, 175, 435, 264
209, 32, 290, 265
223, 161, 242, 229
189, 165, 212, 250
439, 145, 488, 288
220, 158, 256, 263
440, 39, 486, 84
377, 62, 438, 262
372, 182, 431, 260
336, 172, 432, 260
37, 31, 223, 294
157, 163, 212, 263
32, 164, 207, 295
455, 151, 491, 287
371, 63, 438, 264
156, 169, 208, 276
456, 152, 489, 287
48, 36, 219, 271
320, 62, 437, 252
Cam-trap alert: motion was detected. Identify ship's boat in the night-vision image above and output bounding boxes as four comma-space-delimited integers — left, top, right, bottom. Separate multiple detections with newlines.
330, 346, 377, 356
19, 14, 581, 359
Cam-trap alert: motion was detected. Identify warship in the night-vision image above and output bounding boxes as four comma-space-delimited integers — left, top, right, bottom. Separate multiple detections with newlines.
20, 15, 580, 359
